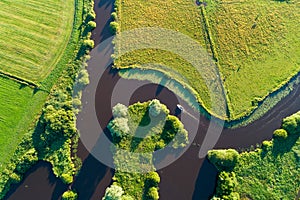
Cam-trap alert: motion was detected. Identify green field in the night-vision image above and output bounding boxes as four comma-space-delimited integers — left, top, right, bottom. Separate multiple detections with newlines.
115, 0, 300, 121
0, 77, 47, 170
114, 0, 215, 114
0, 0, 74, 82
205, 0, 300, 119
0, 0, 76, 170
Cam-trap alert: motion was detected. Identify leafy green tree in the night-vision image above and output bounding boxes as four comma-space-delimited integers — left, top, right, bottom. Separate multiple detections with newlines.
149, 99, 163, 117
62, 190, 78, 200
273, 129, 288, 140
207, 149, 239, 171
214, 171, 239, 200
87, 21, 96, 30
102, 185, 124, 200
146, 187, 159, 200
83, 39, 94, 48
121, 195, 134, 200
108, 117, 130, 138
145, 172, 160, 188
61, 173, 73, 184
282, 112, 300, 135
110, 22, 119, 34
112, 104, 128, 118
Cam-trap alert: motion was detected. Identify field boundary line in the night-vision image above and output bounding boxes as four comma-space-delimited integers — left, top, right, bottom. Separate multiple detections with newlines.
200, 6, 231, 119
0, 70, 39, 88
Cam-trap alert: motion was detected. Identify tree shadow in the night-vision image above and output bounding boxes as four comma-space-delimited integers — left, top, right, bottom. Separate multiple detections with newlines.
272, 133, 300, 157
192, 158, 218, 200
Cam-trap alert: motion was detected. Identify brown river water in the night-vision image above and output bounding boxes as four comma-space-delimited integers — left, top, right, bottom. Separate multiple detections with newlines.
4, 0, 300, 199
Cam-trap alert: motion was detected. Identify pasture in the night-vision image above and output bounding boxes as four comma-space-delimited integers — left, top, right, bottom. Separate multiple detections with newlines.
0, 0, 77, 171
205, 0, 300, 119
0, 77, 46, 170
0, 0, 74, 82
115, 0, 300, 121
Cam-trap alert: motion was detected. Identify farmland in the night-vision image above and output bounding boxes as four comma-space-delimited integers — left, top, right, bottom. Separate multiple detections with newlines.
0, 0, 77, 172
0, 0, 74, 82
114, 0, 300, 121
205, 0, 300, 119
113, 0, 214, 115
0, 77, 47, 170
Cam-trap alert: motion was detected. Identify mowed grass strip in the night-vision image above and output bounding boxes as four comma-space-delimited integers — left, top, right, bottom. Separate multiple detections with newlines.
205, 0, 300, 119
0, 77, 47, 169
0, 0, 74, 82
115, 0, 218, 113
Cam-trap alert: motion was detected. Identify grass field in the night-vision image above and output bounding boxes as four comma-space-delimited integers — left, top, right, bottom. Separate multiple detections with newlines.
205, 0, 300, 119
114, 0, 216, 114
0, 0, 74, 82
0, 77, 47, 170
115, 0, 300, 121
234, 140, 300, 199
0, 0, 78, 171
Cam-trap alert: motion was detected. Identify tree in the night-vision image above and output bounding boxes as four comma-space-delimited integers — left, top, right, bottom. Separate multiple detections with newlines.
62, 190, 78, 200
282, 112, 300, 135
207, 149, 239, 171
102, 185, 124, 200
83, 39, 94, 48
112, 103, 128, 118
149, 99, 163, 117
110, 22, 119, 34
87, 21, 96, 30
145, 172, 160, 188
146, 187, 159, 200
273, 129, 288, 140
108, 117, 130, 138
214, 172, 240, 200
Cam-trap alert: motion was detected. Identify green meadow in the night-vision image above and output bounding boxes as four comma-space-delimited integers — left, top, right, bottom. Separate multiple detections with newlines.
0, 0, 76, 170
114, 0, 300, 121
0, 0, 74, 82
0, 77, 47, 169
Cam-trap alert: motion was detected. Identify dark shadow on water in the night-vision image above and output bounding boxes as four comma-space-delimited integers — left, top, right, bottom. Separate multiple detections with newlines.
192, 158, 218, 200
4, 161, 67, 200
72, 154, 112, 200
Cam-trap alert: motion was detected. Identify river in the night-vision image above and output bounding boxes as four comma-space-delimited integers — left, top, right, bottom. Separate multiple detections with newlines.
4, 0, 300, 199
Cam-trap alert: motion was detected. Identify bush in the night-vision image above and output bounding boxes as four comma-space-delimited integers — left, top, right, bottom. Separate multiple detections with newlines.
146, 187, 159, 200
282, 112, 300, 135
102, 185, 124, 200
83, 39, 94, 48
148, 99, 163, 117
108, 117, 130, 138
261, 140, 273, 150
62, 190, 78, 200
172, 127, 188, 149
121, 195, 134, 200
207, 149, 239, 171
145, 172, 160, 188
61, 173, 73, 184
273, 129, 288, 140
87, 21, 96, 29
9, 173, 21, 184
112, 103, 128, 118
215, 171, 239, 199
111, 12, 117, 20
110, 22, 119, 34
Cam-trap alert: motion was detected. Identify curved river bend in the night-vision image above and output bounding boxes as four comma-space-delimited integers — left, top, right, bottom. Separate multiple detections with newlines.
5, 0, 300, 199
